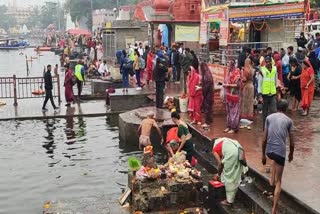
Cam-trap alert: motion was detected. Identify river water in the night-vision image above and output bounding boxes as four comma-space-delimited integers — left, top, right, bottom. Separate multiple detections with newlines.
0, 48, 59, 77
0, 49, 157, 213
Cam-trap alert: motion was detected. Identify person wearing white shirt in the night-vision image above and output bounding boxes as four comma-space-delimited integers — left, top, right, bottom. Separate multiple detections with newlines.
98, 60, 108, 76
138, 42, 144, 56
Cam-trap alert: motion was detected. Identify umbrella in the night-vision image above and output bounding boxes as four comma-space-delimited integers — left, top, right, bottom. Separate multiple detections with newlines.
67, 29, 91, 36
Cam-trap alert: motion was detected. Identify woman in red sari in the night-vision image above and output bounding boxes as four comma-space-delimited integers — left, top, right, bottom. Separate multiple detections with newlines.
187, 66, 203, 125
64, 64, 75, 107
146, 50, 154, 85
300, 58, 315, 116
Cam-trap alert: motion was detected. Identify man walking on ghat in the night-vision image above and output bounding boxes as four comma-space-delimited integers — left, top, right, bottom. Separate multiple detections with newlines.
262, 99, 294, 214
257, 56, 277, 129
42, 65, 59, 112
74, 59, 85, 102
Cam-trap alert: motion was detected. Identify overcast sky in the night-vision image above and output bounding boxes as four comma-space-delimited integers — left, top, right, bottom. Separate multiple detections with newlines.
0, 0, 65, 7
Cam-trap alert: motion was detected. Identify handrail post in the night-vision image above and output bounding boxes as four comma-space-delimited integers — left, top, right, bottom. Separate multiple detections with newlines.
13, 75, 18, 106
57, 74, 61, 104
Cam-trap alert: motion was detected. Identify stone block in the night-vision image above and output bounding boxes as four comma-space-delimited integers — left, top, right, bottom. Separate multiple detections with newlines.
192, 179, 204, 190
208, 180, 226, 203
168, 181, 180, 192
110, 89, 154, 111
182, 181, 193, 191
91, 79, 123, 95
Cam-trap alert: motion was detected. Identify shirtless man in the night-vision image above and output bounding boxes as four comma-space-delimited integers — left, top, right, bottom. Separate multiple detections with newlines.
138, 112, 163, 150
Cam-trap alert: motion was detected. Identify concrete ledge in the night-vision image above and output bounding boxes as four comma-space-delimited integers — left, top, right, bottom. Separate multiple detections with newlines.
110, 89, 155, 112
91, 79, 124, 95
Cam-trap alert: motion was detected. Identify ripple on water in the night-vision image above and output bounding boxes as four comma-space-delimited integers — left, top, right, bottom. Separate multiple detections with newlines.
0, 117, 137, 214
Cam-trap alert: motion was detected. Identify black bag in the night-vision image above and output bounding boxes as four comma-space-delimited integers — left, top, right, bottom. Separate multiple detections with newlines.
123, 59, 134, 76
128, 69, 135, 76
123, 60, 133, 71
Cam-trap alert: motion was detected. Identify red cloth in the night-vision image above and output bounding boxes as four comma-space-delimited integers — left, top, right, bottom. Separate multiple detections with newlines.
146, 52, 153, 81
226, 66, 241, 103
274, 54, 283, 84
88, 40, 94, 48
212, 140, 223, 157
187, 66, 203, 123
64, 69, 75, 103
301, 59, 315, 110
166, 127, 180, 145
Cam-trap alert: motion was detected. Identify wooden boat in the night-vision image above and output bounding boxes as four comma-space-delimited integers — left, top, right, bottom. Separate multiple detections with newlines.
34, 46, 52, 52
0, 38, 20, 50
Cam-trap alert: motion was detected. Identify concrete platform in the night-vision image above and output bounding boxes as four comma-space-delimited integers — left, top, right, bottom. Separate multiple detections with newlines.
186, 99, 320, 214
91, 79, 125, 96
0, 99, 116, 121
110, 88, 155, 112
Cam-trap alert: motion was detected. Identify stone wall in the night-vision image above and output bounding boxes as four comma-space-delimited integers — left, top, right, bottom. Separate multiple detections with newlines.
260, 19, 285, 51
129, 174, 204, 212
114, 27, 149, 50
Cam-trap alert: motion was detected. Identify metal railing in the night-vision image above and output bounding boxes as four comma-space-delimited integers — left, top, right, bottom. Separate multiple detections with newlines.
0, 75, 61, 106
201, 41, 284, 65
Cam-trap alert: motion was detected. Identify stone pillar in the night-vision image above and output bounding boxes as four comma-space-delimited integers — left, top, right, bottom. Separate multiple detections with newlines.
151, 23, 155, 48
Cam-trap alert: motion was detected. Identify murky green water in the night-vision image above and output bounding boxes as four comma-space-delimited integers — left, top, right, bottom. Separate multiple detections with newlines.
0, 117, 154, 214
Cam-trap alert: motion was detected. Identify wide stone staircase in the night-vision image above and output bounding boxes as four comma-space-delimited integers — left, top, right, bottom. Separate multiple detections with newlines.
191, 128, 319, 214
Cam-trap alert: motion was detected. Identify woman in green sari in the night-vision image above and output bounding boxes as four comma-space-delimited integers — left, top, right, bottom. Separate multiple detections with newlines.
212, 137, 247, 206
171, 111, 194, 163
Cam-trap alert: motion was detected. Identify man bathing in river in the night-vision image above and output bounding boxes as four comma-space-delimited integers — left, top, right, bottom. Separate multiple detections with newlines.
138, 112, 163, 150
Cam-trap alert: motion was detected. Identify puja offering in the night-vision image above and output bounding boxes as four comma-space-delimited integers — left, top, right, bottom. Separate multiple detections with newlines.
128, 147, 204, 213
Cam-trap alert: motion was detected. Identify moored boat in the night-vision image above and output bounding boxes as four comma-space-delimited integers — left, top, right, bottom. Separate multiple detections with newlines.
34, 46, 52, 52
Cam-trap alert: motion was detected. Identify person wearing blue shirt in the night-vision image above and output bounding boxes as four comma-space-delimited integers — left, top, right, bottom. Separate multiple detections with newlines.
120, 50, 130, 92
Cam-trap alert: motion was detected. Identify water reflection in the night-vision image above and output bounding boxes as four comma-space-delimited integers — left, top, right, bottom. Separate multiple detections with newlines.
65, 107, 76, 145
42, 119, 57, 156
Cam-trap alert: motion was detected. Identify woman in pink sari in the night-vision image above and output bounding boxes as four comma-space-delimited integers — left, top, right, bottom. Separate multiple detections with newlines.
64, 64, 75, 107
224, 60, 241, 134
187, 66, 203, 124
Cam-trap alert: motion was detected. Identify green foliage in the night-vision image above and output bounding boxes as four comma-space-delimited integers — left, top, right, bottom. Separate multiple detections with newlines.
0, 5, 17, 30
128, 157, 141, 172
25, 3, 65, 30
310, 0, 320, 8
65, 0, 138, 30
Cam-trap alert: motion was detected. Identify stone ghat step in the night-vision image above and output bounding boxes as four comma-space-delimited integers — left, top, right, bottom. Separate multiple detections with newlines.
194, 146, 316, 214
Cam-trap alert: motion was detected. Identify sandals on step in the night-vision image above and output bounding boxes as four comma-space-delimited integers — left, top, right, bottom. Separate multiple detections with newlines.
262, 190, 273, 197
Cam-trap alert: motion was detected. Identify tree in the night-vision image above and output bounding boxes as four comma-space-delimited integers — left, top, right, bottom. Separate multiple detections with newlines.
310, 0, 320, 8
65, 0, 138, 30
0, 5, 17, 31
25, 3, 65, 30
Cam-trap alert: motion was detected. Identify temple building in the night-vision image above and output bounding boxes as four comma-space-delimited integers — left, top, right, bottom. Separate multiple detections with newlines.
7, 0, 32, 25
133, 0, 201, 50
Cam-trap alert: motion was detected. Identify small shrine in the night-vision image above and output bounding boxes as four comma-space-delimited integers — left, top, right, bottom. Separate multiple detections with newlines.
126, 146, 205, 213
